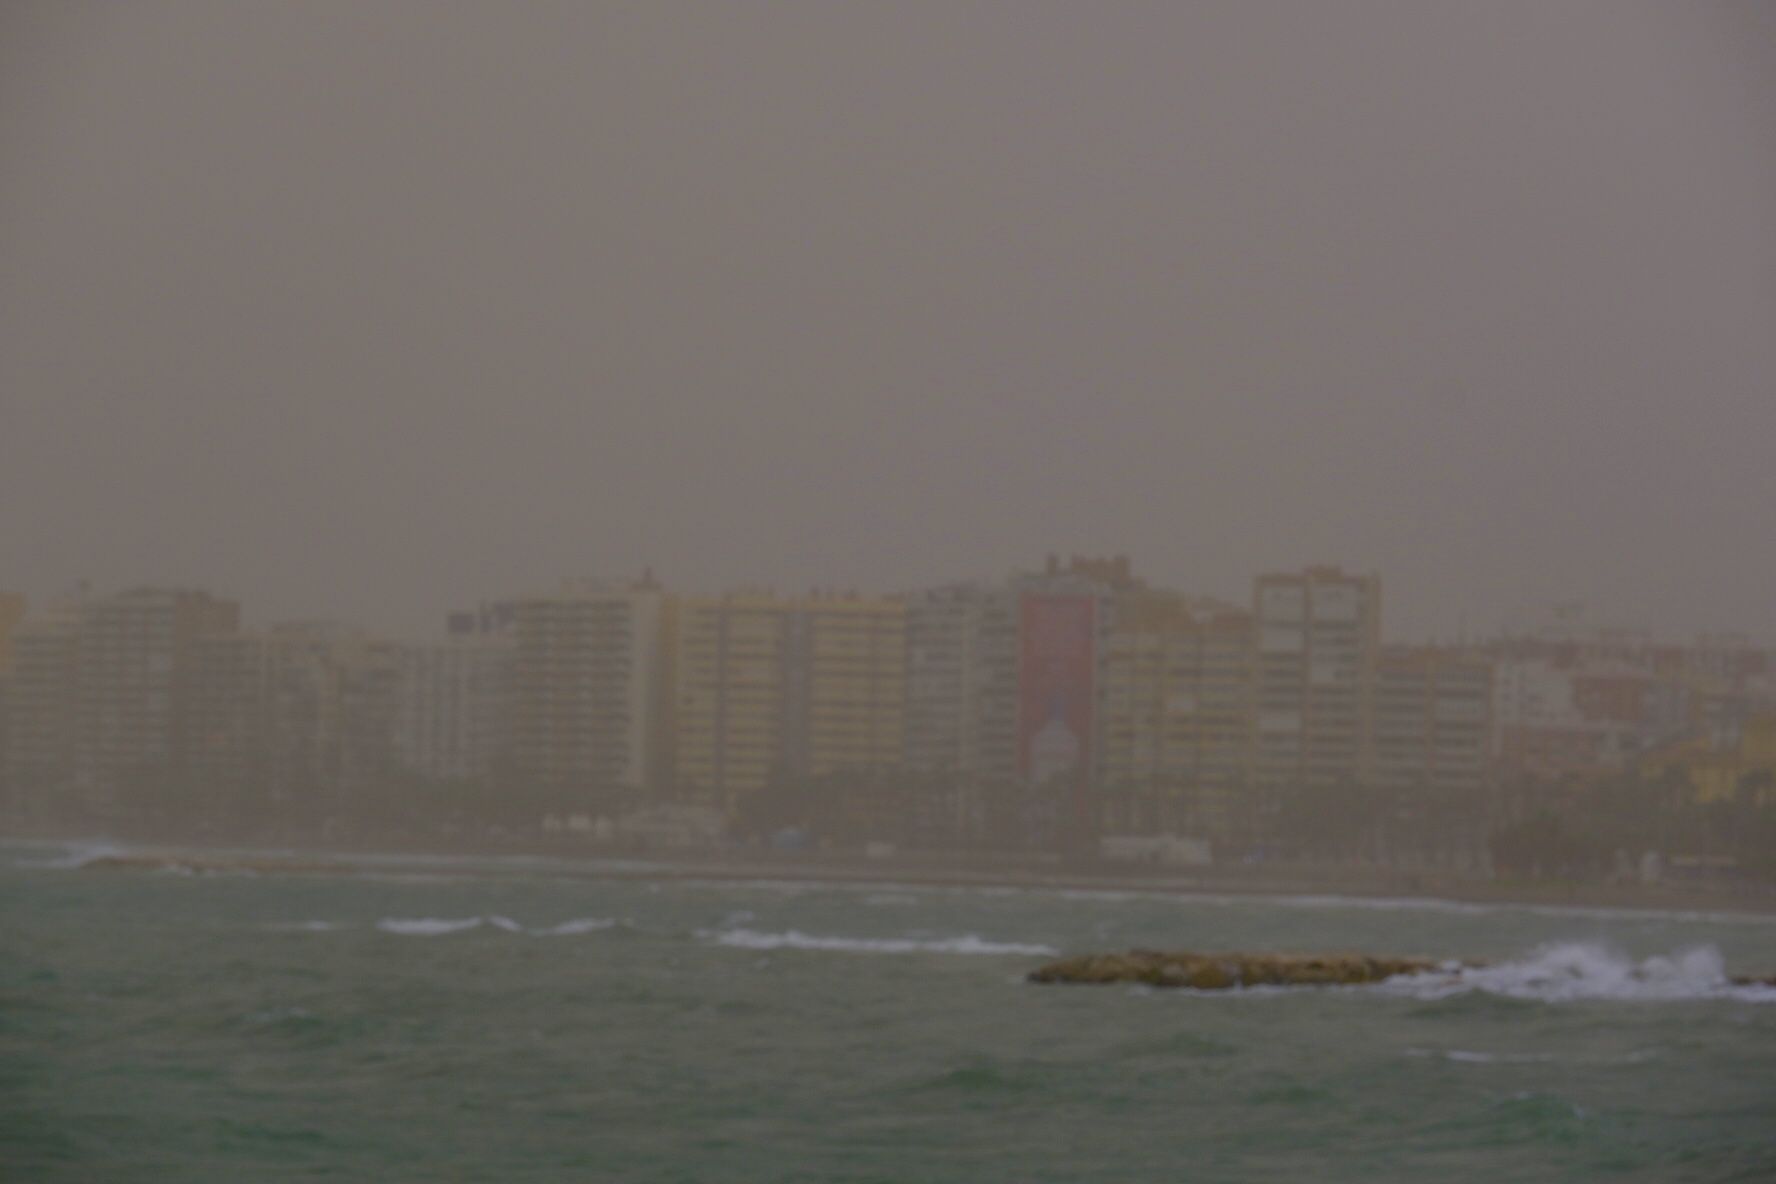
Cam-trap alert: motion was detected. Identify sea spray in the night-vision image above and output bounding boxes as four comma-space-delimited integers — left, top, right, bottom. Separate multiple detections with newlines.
1386, 942, 1776, 1003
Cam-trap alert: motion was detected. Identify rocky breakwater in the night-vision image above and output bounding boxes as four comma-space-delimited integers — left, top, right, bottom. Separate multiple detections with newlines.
1027, 949, 1452, 989
1028, 948, 1776, 990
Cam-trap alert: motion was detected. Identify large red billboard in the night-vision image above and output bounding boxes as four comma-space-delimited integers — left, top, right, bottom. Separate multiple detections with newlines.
1017, 593, 1096, 791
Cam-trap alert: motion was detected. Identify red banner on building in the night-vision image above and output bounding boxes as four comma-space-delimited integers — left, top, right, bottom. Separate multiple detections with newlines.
1017, 594, 1096, 787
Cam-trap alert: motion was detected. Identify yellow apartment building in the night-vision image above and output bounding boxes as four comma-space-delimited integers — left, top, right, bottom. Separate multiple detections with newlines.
1099, 591, 1255, 838
672, 593, 905, 810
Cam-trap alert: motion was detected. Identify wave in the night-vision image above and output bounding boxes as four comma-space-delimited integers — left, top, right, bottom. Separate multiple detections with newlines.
375, 916, 522, 936
1405, 1048, 1555, 1064
12, 840, 130, 870
529, 917, 620, 937
280, 916, 622, 937
1381, 942, 1776, 1003
701, 928, 1058, 957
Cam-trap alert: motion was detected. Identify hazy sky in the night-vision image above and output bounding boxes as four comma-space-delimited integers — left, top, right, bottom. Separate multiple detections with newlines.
3, 2, 1773, 641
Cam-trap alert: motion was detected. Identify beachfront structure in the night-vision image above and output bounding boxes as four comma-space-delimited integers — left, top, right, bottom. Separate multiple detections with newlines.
395, 634, 513, 783
0, 592, 25, 672
1373, 645, 1494, 863
792, 596, 906, 778
506, 583, 669, 807
903, 581, 1018, 778
1252, 566, 1381, 794
1099, 590, 1256, 840
674, 592, 907, 809
187, 624, 404, 822
674, 593, 790, 806
1, 612, 80, 822
68, 587, 240, 812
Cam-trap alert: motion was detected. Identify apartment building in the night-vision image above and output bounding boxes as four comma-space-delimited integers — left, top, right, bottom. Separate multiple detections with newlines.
395, 632, 513, 784
507, 583, 668, 808
1, 612, 79, 822
187, 624, 406, 821
791, 596, 906, 777
904, 559, 1113, 790
0, 592, 25, 671
673, 592, 907, 809
68, 587, 240, 811
1099, 591, 1255, 838
673, 593, 792, 806
1373, 646, 1493, 862
903, 581, 1018, 779
1252, 566, 1380, 793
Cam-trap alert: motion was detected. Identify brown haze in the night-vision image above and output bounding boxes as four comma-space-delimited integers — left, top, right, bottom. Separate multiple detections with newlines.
2, 1, 1773, 640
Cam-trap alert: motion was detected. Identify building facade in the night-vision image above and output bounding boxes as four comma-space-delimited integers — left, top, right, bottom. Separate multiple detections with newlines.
1099, 591, 1255, 840
903, 581, 1018, 779
395, 633, 513, 783
1373, 646, 1494, 863
1, 612, 80, 822
68, 587, 240, 813
1252, 566, 1381, 795
674, 592, 907, 809
507, 584, 668, 809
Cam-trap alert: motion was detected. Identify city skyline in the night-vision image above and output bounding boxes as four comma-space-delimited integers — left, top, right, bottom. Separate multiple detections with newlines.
6, 6, 1772, 1176
6, 557, 1772, 879
5, 562, 1771, 652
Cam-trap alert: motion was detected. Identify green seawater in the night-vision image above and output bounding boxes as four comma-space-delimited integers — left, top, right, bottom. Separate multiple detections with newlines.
4, 843, 1775, 1182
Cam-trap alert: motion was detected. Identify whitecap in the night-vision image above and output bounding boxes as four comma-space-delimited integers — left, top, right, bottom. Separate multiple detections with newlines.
376, 917, 489, 936
700, 928, 1058, 957
1381, 942, 1776, 1004
529, 918, 619, 937
1405, 1048, 1554, 1064
31, 840, 130, 869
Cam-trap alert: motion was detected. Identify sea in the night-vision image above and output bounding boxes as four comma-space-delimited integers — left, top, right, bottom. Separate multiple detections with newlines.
4, 840, 1775, 1182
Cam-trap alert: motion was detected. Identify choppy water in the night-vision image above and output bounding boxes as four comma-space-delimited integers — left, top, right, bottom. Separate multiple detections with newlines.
5, 841, 1775, 1182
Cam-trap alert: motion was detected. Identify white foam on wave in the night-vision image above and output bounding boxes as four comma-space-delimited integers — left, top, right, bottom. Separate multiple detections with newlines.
701, 927, 1058, 956
1405, 1047, 1555, 1064
14, 840, 129, 869
375, 915, 521, 936
273, 915, 623, 936
1382, 942, 1776, 1003
530, 917, 619, 937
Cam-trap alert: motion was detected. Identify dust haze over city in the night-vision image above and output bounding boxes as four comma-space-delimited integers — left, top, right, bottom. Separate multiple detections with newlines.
4, 2, 1776, 641
4, 4, 1776, 1182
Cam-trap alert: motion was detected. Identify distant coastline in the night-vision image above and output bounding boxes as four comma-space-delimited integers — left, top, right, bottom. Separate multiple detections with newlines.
12, 831, 1776, 920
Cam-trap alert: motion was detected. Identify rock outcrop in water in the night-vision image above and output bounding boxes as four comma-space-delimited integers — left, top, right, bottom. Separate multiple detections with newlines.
1028, 948, 1776, 990
1027, 949, 1450, 989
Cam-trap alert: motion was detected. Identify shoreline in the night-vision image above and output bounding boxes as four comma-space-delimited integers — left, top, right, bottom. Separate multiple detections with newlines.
11, 830, 1776, 919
